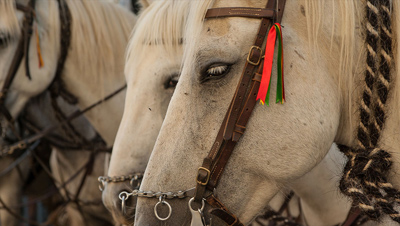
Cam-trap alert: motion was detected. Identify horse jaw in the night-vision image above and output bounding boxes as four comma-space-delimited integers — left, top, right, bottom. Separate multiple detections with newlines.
103, 44, 180, 224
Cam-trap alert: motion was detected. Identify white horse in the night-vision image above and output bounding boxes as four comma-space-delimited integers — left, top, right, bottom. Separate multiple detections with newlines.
0, 0, 136, 224
130, 0, 400, 225
24, 91, 114, 225
102, 1, 185, 224
105, 1, 372, 225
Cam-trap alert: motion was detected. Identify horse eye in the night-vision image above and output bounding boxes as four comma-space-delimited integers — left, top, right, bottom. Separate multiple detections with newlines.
164, 74, 179, 89
0, 32, 12, 49
201, 64, 231, 83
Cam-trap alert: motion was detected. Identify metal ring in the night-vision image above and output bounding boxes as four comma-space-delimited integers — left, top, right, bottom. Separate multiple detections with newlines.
130, 177, 141, 189
154, 196, 172, 221
188, 197, 205, 212
98, 180, 105, 191
121, 195, 126, 215
119, 191, 130, 201
119, 191, 130, 215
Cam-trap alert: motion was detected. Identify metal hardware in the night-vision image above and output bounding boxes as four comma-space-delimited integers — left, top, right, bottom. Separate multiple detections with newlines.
247, 45, 263, 65
154, 195, 172, 221
120, 192, 128, 215
196, 167, 211, 186
189, 198, 206, 226
98, 172, 143, 191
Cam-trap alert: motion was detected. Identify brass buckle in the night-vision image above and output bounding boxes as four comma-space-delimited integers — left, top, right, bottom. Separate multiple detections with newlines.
196, 167, 211, 186
247, 46, 262, 65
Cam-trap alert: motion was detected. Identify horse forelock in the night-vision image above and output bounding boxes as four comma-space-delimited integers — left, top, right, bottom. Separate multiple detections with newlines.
0, 0, 20, 38
125, 0, 190, 76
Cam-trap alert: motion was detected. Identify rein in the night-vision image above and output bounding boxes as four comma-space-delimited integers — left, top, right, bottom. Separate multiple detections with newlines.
0, 0, 71, 158
0, 0, 123, 158
0, 85, 127, 157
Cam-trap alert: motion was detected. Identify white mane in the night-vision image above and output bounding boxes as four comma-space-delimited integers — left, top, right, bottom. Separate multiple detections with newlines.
124, 0, 190, 76
66, 0, 135, 82
183, 0, 397, 135
0, 0, 21, 38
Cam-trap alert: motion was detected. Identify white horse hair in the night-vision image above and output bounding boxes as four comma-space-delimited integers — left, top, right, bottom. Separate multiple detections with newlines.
104, 0, 377, 226
102, 0, 187, 224
0, 0, 137, 224
132, 0, 400, 225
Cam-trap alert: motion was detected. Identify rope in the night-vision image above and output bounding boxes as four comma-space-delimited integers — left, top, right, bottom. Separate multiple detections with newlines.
338, 0, 400, 222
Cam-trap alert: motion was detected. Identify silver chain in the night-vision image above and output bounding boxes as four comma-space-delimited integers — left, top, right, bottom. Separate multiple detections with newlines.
98, 172, 144, 191
119, 187, 195, 201
98, 172, 143, 183
118, 187, 195, 217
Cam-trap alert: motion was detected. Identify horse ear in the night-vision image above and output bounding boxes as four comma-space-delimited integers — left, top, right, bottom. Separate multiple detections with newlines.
130, 0, 151, 15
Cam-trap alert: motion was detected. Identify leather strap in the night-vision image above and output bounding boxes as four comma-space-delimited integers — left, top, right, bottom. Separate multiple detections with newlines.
196, 0, 285, 197
194, 0, 287, 225
49, 0, 77, 105
1, 1, 36, 103
340, 206, 362, 226
3, 85, 126, 155
0, 0, 36, 142
205, 7, 275, 19
206, 195, 244, 226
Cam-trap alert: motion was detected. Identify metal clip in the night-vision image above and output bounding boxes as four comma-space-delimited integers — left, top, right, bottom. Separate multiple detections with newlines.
189, 198, 206, 226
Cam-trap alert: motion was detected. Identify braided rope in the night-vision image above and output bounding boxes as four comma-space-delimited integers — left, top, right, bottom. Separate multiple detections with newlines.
339, 0, 400, 222
358, 0, 380, 150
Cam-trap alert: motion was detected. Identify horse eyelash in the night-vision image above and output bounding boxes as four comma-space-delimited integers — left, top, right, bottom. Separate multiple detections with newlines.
206, 65, 228, 76
0, 32, 12, 48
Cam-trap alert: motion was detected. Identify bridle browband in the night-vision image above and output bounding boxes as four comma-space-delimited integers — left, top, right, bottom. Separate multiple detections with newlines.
190, 1, 286, 225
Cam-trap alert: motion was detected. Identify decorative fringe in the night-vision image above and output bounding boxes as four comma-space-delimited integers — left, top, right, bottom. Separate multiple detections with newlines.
256, 23, 285, 106
35, 25, 44, 68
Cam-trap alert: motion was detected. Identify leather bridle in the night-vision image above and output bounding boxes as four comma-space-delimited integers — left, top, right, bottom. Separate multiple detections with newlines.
0, 0, 36, 141
191, 1, 286, 225
0, 0, 105, 158
113, 0, 364, 225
